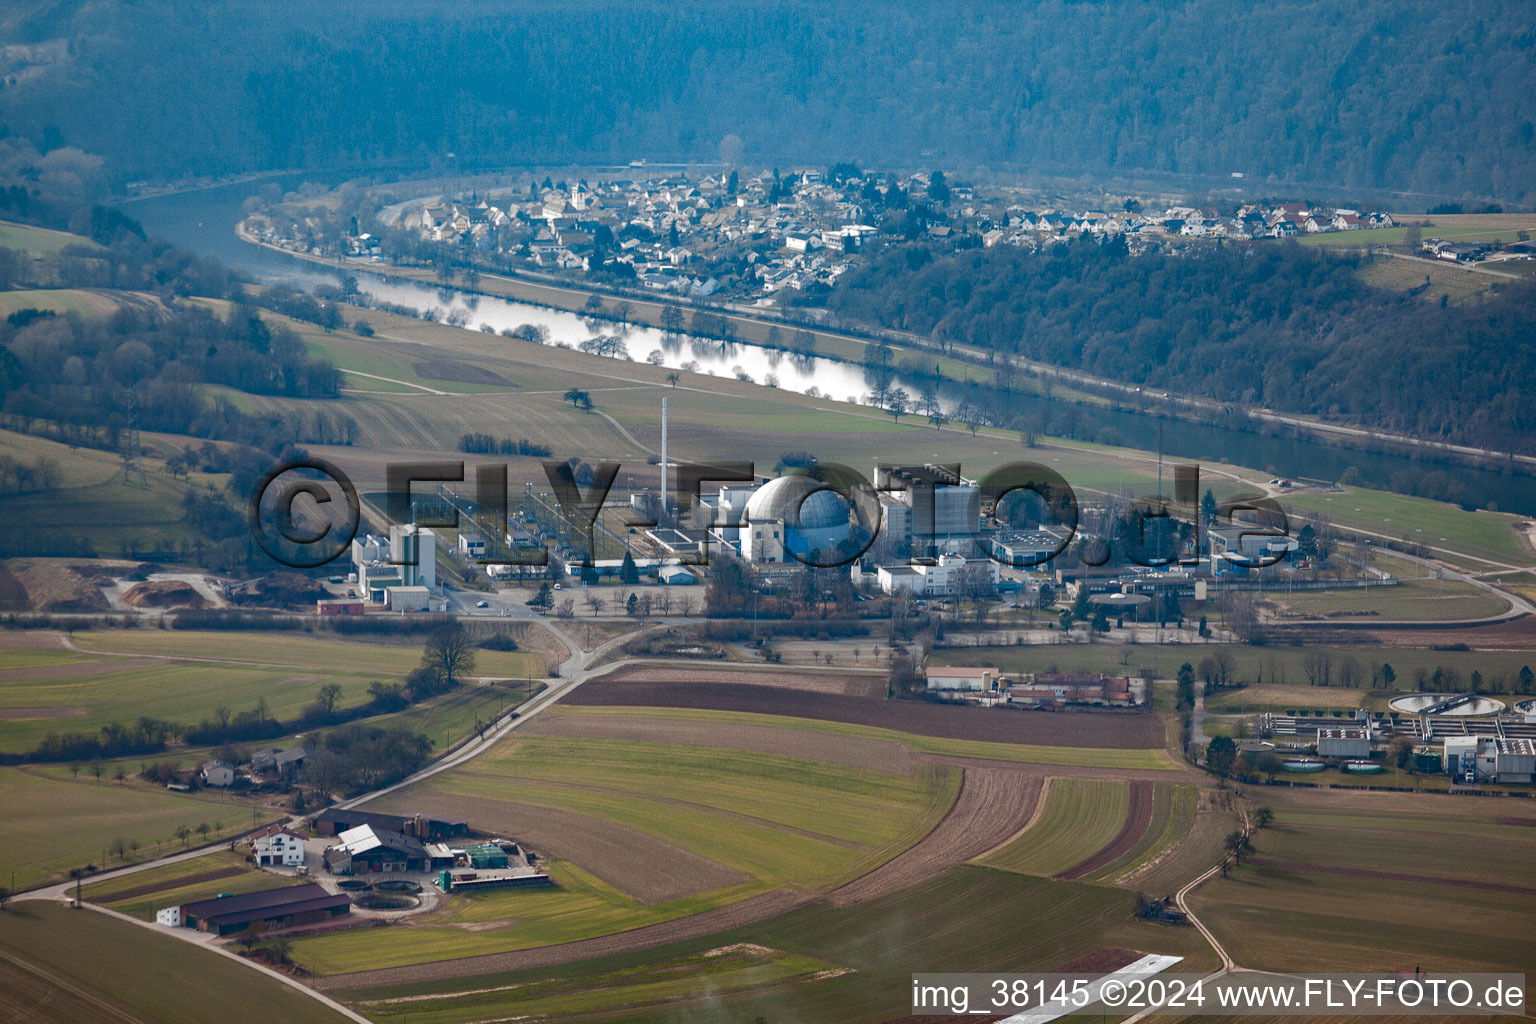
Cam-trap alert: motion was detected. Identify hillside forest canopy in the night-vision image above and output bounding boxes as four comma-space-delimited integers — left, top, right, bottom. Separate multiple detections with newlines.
0, 0, 1532, 202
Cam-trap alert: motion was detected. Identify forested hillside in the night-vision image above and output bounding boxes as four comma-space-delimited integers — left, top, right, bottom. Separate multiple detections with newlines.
818, 239, 1536, 453
0, 0, 1532, 200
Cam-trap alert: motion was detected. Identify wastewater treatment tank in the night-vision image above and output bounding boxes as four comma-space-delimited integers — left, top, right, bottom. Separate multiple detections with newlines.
1281, 758, 1327, 772
1388, 693, 1505, 716
353, 892, 420, 911
1342, 760, 1384, 774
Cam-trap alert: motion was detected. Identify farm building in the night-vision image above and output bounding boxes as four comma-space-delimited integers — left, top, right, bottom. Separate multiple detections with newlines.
324, 824, 446, 874
311, 808, 469, 840
1317, 727, 1371, 759
163, 883, 350, 936
925, 666, 1000, 692
1031, 673, 1135, 705
250, 824, 307, 867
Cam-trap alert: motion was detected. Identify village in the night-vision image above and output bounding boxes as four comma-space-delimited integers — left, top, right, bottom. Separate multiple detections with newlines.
245, 168, 1406, 304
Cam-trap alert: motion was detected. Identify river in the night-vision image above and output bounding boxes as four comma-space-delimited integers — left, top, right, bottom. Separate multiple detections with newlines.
121, 180, 1536, 518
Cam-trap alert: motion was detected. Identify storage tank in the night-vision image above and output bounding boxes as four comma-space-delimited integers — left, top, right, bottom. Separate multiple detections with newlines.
1413, 747, 1442, 773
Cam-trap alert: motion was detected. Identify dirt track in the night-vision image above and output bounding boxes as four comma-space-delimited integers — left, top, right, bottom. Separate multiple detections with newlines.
1054, 779, 1154, 880
566, 677, 1164, 749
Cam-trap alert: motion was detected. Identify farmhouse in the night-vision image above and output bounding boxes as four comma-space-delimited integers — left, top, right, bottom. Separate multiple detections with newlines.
200, 759, 235, 787
925, 666, 1000, 692
160, 883, 350, 935
1317, 727, 1370, 759
249, 823, 307, 867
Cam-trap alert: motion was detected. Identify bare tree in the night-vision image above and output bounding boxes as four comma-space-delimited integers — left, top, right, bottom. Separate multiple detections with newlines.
422, 623, 477, 685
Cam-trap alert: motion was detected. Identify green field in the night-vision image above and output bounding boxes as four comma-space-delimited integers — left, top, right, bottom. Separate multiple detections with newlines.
0, 629, 545, 754
290, 859, 773, 975
1295, 213, 1536, 251
1192, 788, 1536, 973
0, 901, 349, 1024
433, 734, 957, 888
76, 629, 543, 679
0, 651, 382, 753
0, 765, 267, 890
552, 705, 1179, 770
0, 288, 121, 318
350, 944, 842, 1024
1281, 487, 1531, 569
0, 219, 99, 257
81, 850, 291, 920
1264, 576, 1509, 621
978, 777, 1130, 877
1356, 254, 1498, 304
334, 866, 1220, 1024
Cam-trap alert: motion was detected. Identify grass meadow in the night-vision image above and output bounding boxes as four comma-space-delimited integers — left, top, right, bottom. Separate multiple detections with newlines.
0, 765, 268, 890
1192, 787, 1536, 974
0, 900, 349, 1024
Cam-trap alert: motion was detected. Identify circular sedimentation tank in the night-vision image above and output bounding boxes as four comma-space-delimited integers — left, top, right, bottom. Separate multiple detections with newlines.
1515, 698, 1536, 715
1387, 694, 1505, 716
354, 892, 420, 911
1281, 758, 1327, 772
1342, 760, 1384, 774
335, 878, 371, 891
373, 879, 422, 894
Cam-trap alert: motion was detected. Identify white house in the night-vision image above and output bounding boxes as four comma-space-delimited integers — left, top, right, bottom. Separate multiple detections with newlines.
250, 824, 307, 867
200, 760, 235, 787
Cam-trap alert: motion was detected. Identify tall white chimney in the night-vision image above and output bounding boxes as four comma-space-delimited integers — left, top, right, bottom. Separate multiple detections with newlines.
660, 397, 668, 524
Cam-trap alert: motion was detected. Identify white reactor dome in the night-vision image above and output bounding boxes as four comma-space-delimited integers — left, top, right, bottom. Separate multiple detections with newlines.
743, 475, 852, 531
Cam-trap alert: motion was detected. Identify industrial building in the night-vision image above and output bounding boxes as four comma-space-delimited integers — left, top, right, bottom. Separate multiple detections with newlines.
157, 883, 350, 935
1317, 727, 1371, 759
351, 523, 438, 602
1442, 735, 1536, 783
874, 553, 999, 596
